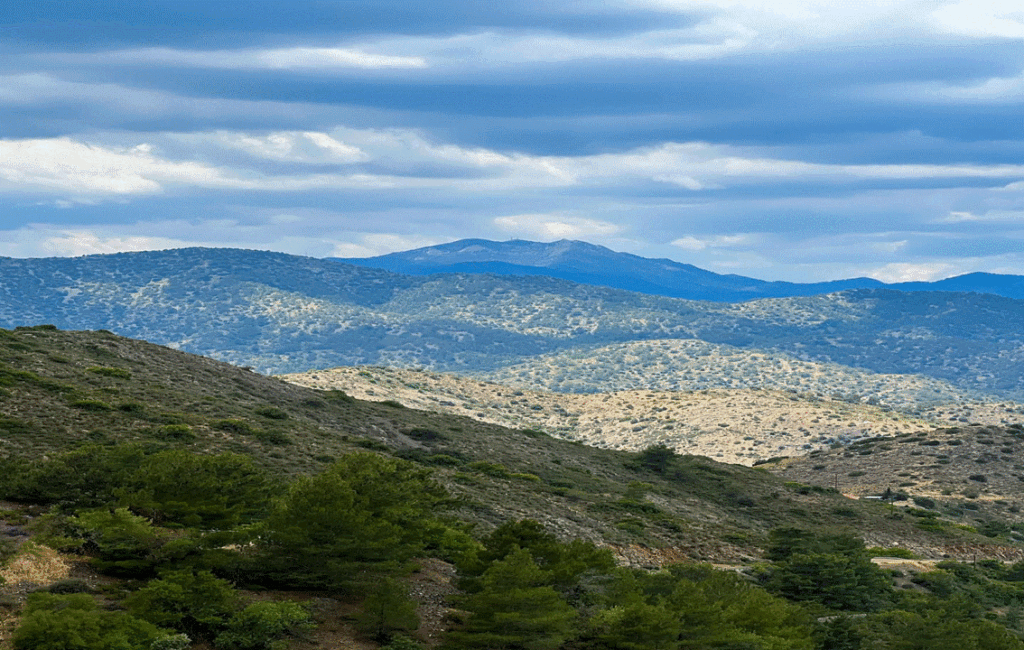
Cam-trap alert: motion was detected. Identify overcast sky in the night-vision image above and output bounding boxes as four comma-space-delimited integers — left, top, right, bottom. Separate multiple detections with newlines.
1, 1, 1023, 282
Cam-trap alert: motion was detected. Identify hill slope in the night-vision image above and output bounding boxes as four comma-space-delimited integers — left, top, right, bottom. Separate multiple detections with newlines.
1, 248, 1023, 401
281, 365, 1024, 466
0, 326, 1016, 562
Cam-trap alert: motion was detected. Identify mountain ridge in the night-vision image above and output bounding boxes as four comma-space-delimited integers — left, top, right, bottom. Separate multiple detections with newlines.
2, 247, 1023, 403
334, 238, 1024, 302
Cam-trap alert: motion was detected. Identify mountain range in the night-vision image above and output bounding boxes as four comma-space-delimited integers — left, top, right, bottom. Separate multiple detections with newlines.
335, 238, 1024, 302
1, 245, 1023, 405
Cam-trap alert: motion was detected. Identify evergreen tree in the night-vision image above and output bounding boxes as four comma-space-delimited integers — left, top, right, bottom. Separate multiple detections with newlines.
357, 578, 421, 644
258, 452, 447, 588
445, 548, 576, 650
118, 449, 277, 529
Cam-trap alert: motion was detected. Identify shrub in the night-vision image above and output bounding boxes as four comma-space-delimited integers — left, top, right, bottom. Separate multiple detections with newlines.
212, 419, 257, 435
254, 407, 288, 420
12, 592, 166, 650
468, 461, 512, 478
157, 424, 196, 442
406, 428, 445, 443
215, 601, 312, 650
252, 429, 292, 446
124, 569, 239, 640
87, 366, 132, 379
912, 496, 936, 509
151, 635, 191, 650
356, 578, 419, 644
71, 399, 114, 412
42, 579, 91, 594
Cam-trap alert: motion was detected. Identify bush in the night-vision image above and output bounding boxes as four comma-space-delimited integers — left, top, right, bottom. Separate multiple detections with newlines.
406, 428, 446, 443
71, 399, 114, 412
254, 407, 288, 420
215, 601, 312, 650
151, 635, 191, 650
157, 424, 196, 442
356, 578, 419, 644
212, 419, 257, 435
68, 508, 166, 577
124, 569, 239, 640
12, 592, 166, 650
252, 429, 292, 446
87, 366, 132, 379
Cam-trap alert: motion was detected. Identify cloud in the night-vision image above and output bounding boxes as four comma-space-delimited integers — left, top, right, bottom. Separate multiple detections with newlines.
865, 262, 961, 283
670, 234, 751, 251
204, 131, 368, 163
932, 0, 1024, 39
329, 233, 450, 258
84, 46, 428, 71
937, 209, 1024, 223
0, 225, 206, 258
493, 213, 621, 239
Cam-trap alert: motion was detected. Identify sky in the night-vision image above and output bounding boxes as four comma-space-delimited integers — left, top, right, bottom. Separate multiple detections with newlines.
1, 0, 1023, 283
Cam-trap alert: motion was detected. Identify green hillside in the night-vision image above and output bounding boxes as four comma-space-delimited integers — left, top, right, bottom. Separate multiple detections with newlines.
4, 326, 1024, 649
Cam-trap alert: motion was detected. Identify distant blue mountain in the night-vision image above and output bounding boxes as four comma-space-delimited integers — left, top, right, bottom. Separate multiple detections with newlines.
333, 239, 1024, 302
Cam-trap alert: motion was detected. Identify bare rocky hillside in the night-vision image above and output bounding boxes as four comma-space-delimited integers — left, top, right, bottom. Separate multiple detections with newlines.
281, 366, 1024, 466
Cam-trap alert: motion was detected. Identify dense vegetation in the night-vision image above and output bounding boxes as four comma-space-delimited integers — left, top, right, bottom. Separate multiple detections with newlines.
6, 443, 1024, 649
4, 326, 1024, 648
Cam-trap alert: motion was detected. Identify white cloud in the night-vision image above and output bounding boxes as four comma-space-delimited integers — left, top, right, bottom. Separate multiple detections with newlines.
937, 209, 1024, 223
865, 262, 961, 283
670, 234, 751, 251
932, 0, 1024, 38
493, 214, 621, 239
4, 131, 1023, 204
86, 46, 428, 71
870, 240, 909, 253
39, 231, 201, 257
205, 131, 368, 163
329, 233, 449, 258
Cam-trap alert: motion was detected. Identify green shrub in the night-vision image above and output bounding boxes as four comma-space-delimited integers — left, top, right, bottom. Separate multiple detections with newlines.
124, 569, 239, 640
252, 429, 292, 446
71, 399, 114, 412
519, 428, 549, 438
912, 496, 936, 509
157, 424, 196, 442
12, 592, 166, 650
468, 461, 512, 478
254, 407, 288, 420
68, 508, 166, 577
87, 366, 132, 379
0, 537, 17, 566
151, 634, 191, 650
406, 427, 445, 442
42, 579, 91, 594
324, 389, 354, 403
356, 578, 419, 644
866, 547, 916, 559
215, 601, 312, 650
212, 419, 257, 435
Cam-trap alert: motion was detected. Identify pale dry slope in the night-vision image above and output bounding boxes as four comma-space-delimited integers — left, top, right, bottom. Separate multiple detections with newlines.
278, 366, 1020, 465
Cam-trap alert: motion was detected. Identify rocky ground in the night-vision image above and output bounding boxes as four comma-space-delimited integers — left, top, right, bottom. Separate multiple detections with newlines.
281, 366, 1024, 466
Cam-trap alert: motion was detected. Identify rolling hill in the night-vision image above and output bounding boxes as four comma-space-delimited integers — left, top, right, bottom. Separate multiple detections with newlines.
1, 248, 1023, 405
0, 325, 1021, 562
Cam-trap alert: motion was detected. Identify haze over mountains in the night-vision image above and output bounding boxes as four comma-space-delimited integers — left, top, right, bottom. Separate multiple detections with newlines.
335, 238, 1024, 302
1, 244, 1023, 407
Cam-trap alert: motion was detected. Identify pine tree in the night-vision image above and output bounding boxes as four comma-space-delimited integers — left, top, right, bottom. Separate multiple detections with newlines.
445, 548, 576, 650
